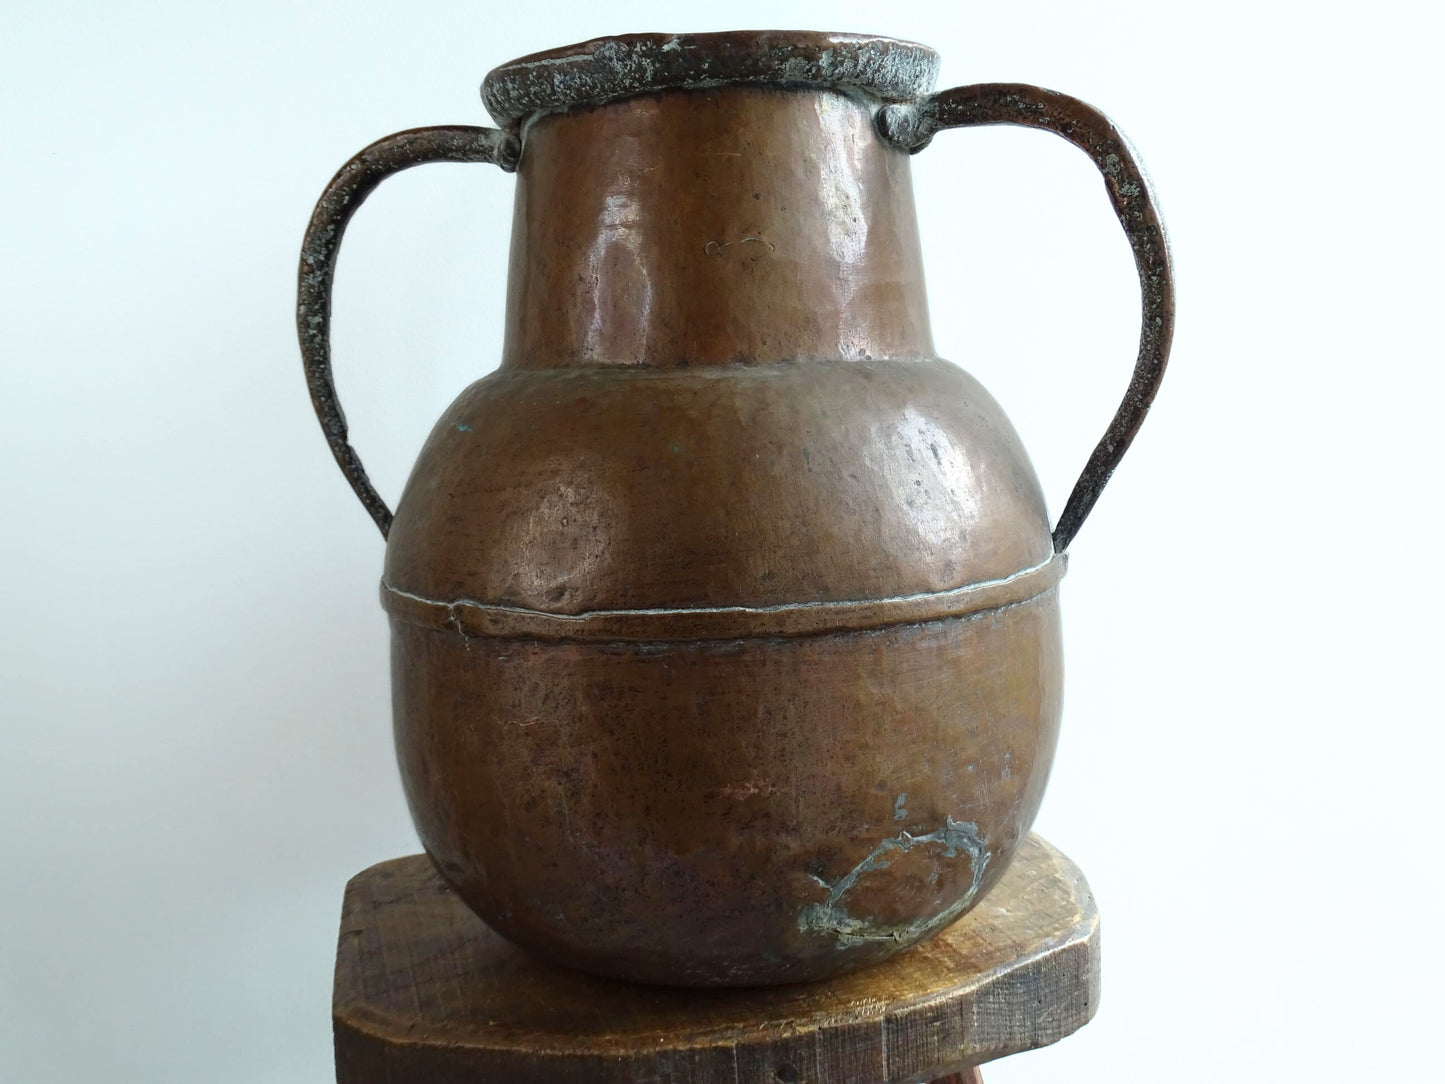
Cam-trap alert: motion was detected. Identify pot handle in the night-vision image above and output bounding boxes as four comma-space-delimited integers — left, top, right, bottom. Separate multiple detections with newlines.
878, 85, 1174, 552
297, 126, 520, 539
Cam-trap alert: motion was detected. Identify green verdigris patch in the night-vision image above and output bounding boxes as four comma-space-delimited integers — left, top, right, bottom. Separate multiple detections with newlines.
799, 818, 991, 947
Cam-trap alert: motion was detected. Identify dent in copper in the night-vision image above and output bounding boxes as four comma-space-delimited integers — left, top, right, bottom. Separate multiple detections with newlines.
393, 592, 1062, 986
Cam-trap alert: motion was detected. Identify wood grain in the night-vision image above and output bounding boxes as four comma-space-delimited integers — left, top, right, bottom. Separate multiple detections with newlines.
334, 834, 1097, 1083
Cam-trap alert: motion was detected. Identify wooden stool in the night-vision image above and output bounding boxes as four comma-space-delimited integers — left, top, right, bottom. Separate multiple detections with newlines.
333, 834, 1098, 1083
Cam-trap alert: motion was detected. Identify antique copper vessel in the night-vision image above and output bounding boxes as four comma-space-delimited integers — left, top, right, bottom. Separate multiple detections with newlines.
298, 31, 1173, 986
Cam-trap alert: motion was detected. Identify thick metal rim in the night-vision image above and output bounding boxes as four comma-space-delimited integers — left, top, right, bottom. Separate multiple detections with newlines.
482, 30, 940, 129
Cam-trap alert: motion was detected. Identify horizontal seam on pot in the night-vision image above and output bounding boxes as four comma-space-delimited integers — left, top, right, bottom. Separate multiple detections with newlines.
378, 553, 1065, 644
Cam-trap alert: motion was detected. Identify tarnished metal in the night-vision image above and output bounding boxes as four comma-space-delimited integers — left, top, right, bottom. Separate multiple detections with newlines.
878, 84, 1174, 550
297, 30, 1174, 987
298, 125, 519, 537
481, 31, 940, 131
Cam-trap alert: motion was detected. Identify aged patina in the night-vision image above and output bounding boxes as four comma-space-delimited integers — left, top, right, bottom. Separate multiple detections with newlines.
297, 30, 1173, 986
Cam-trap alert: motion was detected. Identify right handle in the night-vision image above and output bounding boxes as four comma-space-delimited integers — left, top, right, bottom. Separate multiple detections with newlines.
879, 83, 1175, 553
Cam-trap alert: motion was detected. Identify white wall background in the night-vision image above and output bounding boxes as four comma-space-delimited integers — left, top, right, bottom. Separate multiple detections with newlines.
3, 1, 1441, 1081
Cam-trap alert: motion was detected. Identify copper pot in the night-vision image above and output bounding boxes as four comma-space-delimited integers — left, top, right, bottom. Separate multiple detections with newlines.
298, 31, 1173, 986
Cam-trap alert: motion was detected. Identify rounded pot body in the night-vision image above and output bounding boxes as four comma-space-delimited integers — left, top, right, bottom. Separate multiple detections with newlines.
379, 61, 1066, 985
383, 358, 1064, 985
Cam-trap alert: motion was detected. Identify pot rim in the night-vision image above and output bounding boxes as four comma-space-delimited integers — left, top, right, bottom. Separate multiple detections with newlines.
481, 30, 940, 130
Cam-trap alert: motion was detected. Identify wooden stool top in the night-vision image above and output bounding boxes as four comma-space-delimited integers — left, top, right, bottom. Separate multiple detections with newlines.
334, 834, 1098, 1083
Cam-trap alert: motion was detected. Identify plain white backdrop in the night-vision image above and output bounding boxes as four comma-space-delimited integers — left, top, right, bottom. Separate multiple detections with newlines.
3, 1, 1442, 1081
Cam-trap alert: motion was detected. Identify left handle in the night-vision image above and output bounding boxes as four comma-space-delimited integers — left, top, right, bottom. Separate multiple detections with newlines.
297, 125, 519, 539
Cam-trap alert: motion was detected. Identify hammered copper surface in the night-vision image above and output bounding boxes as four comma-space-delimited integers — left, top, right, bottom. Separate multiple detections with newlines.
297, 30, 1174, 986
393, 593, 1062, 985
499, 86, 934, 370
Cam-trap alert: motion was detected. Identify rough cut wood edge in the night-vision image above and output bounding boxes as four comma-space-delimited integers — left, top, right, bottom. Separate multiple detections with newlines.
334, 834, 1098, 1083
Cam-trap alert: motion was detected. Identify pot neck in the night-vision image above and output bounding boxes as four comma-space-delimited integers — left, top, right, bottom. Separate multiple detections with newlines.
499, 84, 935, 370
